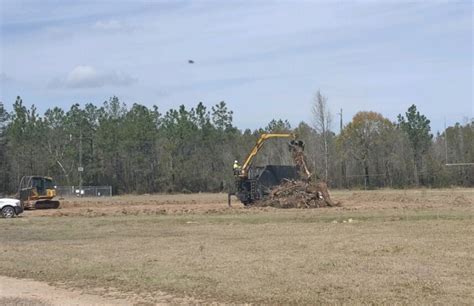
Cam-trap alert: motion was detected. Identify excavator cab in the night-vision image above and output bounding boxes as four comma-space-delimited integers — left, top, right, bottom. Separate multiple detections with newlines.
18, 176, 60, 209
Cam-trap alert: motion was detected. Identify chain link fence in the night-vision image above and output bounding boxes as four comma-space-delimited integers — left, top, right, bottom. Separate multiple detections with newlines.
56, 186, 113, 197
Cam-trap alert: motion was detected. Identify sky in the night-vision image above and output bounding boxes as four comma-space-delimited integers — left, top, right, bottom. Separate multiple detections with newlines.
0, 0, 472, 133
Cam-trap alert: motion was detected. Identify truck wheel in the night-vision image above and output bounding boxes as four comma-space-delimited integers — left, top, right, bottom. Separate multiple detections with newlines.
1, 206, 15, 218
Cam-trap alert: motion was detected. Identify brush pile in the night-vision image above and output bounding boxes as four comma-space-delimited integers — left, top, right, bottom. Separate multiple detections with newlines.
255, 140, 338, 208
256, 179, 337, 208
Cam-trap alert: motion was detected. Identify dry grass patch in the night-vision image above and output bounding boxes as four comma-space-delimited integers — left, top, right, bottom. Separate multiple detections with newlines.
1, 202, 473, 304
0, 297, 49, 306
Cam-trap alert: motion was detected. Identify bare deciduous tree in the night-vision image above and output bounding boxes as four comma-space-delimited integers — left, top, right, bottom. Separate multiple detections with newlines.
312, 90, 332, 181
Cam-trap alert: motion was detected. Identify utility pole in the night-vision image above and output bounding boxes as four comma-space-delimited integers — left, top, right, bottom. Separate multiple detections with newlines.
79, 126, 83, 197
444, 117, 448, 164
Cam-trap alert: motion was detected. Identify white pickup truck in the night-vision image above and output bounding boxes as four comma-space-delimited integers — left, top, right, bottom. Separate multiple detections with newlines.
0, 198, 23, 218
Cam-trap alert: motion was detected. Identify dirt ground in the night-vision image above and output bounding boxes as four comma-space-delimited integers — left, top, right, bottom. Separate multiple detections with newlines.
0, 275, 129, 305
24, 188, 474, 217
1, 188, 473, 304
0, 274, 203, 305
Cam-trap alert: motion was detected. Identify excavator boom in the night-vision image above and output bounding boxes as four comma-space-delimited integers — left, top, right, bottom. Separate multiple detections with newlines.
240, 133, 296, 177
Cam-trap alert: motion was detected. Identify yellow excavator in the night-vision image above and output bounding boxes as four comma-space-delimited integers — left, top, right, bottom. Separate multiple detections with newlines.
18, 176, 60, 209
229, 133, 310, 206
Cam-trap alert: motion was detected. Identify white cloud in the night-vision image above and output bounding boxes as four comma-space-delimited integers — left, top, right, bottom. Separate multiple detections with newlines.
51, 65, 137, 89
93, 20, 130, 32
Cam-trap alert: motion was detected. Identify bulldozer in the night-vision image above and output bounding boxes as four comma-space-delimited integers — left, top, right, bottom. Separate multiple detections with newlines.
229, 133, 311, 206
18, 176, 60, 209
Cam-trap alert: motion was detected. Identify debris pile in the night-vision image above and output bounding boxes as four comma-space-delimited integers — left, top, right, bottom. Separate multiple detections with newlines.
256, 139, 338, 208
256, 179, 337, 208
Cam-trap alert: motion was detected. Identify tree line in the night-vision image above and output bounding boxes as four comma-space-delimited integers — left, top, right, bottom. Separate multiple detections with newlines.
0, 94, 472, 194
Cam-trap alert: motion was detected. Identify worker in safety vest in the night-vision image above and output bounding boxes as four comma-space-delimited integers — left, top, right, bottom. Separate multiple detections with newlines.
233, 160, 241, 175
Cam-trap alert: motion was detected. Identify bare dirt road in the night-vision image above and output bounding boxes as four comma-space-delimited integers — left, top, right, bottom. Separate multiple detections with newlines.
0, 275, 201, 305
0, 275, 129, 305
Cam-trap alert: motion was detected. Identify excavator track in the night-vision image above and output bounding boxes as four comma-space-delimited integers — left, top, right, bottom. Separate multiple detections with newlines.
34, 200, 60, 209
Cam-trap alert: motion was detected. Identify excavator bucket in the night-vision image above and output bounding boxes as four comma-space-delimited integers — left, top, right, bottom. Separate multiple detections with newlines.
288, 139, 305, 152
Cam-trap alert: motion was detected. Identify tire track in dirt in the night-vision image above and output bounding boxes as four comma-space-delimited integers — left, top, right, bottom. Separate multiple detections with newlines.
0, 275, 129, 305
0, 275, 203, 305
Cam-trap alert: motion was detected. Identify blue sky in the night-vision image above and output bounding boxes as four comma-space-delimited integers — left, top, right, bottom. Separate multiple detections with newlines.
0, 0, 472, 132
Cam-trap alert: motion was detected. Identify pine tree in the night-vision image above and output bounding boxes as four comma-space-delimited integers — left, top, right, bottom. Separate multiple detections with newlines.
398, 105, 433, 185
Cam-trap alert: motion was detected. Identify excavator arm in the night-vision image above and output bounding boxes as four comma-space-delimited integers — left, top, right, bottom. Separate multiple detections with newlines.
239, 133, 296, 178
